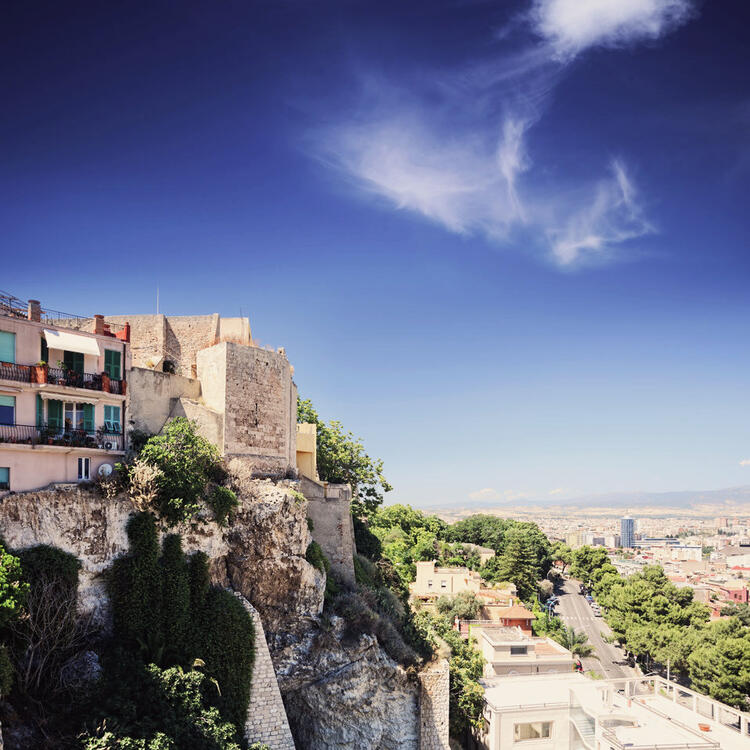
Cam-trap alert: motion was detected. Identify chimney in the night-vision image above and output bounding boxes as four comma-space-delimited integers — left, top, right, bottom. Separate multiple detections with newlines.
94, 314, 105, 335
27, 300, 41, 322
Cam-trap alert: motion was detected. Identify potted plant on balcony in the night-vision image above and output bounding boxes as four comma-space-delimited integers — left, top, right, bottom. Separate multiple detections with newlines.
32, 360, 48, 383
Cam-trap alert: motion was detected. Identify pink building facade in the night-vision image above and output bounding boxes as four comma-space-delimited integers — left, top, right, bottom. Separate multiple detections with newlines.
0, 294, 130, 492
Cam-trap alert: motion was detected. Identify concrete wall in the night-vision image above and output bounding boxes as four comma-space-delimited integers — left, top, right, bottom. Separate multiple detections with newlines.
300, 476, 355, 585
234, 593, 296, 750
296, 422, 317, 479
172, 398, 224, 449
126, 367, 201, 436
418, 658, 450, 750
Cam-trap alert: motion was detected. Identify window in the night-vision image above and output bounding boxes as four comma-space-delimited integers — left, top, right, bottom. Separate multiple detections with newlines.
78, 457, 90, 481
441, 580, 447, 589
510, 646, 528, 656
47, 399, 63, 431
514, 722, 551, 742
104, 349, 121, 380
0, 467, 9, 490
41, 336, 48, 363
0, 331, 15, 363
427, 580, 433, 588
0, 395, 15, 426
62, 402, 94, 433
63, 350, 84, 374
103, 405, 121, 433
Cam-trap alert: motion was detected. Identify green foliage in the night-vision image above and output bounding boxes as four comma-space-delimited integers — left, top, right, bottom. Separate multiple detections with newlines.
550, 541, 573, 572
436, 591, 481, 622
80, 660, 242, 750
139, 418, 224, 525
720, 603, 750, 626
128, 428, 154, 455
484, 529, 539, 601
110, 514, 164, 661
305, 541, 330, 574
570, 546, 612, 587
353, 516, 382, 560
107, 513, 255, 731
206, 486, 238, 527
0, 544, 28, 628
298, 397, 392, 517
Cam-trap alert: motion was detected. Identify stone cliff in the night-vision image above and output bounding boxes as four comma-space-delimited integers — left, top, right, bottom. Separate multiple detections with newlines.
0, 482, 428, 750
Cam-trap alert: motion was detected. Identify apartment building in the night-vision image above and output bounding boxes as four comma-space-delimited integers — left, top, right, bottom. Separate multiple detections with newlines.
0, 293, 129, 492
474, 673, 750, 750
410, 560, 483, 598
479, 627, 574, 677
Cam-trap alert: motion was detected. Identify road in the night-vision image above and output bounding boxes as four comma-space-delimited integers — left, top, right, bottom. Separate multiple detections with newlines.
555, 577, 638, 679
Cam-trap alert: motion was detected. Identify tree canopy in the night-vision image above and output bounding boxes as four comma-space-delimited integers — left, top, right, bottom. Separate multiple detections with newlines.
298, 398, 392, 517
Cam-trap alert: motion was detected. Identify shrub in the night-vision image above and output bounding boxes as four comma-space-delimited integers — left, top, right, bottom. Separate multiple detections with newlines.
305, 541, 329, 574
11, 545, 90, 698
139, 418, 223, 525
0, 544, 28, 628
353, 516, 382, 560
207, 486, 238, 527
109, 513, 163, 661
128, 458, 164, 512
161, 535, 189, 664
80, 662, 241, 750
128, 428, 154, 455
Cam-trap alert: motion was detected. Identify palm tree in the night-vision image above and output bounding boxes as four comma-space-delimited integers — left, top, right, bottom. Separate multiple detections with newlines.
559, 626, 594, 658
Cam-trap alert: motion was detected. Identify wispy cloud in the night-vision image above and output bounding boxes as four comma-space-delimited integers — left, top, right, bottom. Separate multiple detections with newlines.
531, 0, 695, 60
740, 459, 750, 467
312, 0, 696, 267
548, 487, 566, 496
468, 487, 529, 502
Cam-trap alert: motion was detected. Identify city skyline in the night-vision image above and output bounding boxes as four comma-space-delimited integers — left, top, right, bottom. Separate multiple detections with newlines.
3, 0, 749, 507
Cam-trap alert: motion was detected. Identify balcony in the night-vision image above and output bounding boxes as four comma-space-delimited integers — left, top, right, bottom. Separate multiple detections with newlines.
0, 362, 124, 394
0, 423, 124, 452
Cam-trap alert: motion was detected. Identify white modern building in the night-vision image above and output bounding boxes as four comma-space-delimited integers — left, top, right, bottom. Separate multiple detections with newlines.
473, 673, 750, 750
480, 627, 575, 678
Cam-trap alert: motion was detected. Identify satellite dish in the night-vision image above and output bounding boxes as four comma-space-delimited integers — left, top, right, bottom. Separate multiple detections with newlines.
98, 463, 113, 477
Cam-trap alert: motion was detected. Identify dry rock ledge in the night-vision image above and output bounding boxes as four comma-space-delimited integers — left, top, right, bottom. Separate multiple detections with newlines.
0, 482, 423, 749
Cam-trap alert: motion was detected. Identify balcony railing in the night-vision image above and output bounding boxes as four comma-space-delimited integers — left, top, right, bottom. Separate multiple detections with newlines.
0, 424, 124, 452
0, 362, 124, 394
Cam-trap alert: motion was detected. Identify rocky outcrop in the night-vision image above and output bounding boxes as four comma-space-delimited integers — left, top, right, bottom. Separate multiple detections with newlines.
0, 481, 323, 631
272, 617, 420, 750
0, 482, 432, 750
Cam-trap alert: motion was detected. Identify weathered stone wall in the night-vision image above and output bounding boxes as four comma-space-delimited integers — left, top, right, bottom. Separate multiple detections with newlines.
163, 314, 220, 377
196, 343, 296, 473
419, 659, 451, 750
104, 315, 166, 370
300, 476, 355, 586
126, 367, 201, 435
173, 397, 224, 449
235, 594, 296, 750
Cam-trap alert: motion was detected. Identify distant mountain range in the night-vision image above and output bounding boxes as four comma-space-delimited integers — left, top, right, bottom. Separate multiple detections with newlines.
423, 485, 750, 513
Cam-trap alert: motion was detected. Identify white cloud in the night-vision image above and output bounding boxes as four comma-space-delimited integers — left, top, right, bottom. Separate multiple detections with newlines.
532, 0, 695, 60
312, 0, 696, 267
547, 160, 655, 265
469, 487, 503, 501
549, 488, 566, 496
740, 459, 750, 467
468, 487, 528, 502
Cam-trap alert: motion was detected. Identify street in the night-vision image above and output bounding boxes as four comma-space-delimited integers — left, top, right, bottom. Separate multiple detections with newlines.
555, 577, 639, 679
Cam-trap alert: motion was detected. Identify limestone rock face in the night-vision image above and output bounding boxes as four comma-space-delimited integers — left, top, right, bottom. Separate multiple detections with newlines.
0, 480, 323, 630
272, 618, 420, 750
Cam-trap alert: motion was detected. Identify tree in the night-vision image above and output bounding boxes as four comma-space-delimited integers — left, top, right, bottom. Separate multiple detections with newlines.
494, 530, 538, 601
550, 542, 573, 573
0, 544, 27, 629
139, 418, 225, 524
558, 626, 594, 658
436, 591, 481, 622
570, 546, 610, 588
298, 398, 392, 517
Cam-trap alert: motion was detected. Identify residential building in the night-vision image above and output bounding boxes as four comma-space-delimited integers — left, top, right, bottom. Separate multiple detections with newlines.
479, 627, 574, 677
473, 673, 750, 750
0, 292, 129, 492
410, 560, 482, 598
620, 516, 635, 549
457, 604, 536, 637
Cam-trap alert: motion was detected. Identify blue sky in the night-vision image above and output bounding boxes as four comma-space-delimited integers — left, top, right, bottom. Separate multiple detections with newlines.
2, 0, 749, 507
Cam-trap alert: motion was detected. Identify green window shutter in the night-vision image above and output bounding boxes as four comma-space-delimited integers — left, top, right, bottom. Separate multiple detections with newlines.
104, 350, 121, 380
64, 351, 84, 374
41, 337, 48, 363
47, 399, 63, 430
104, 405, 121, 432
36, 395, 44, 428
0, 331, 15, 363
83, 404, 94, 433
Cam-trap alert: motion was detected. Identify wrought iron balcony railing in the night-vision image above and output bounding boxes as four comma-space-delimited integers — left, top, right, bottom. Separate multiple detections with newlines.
0, 362, 124, 394
0, 423, 124, 452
